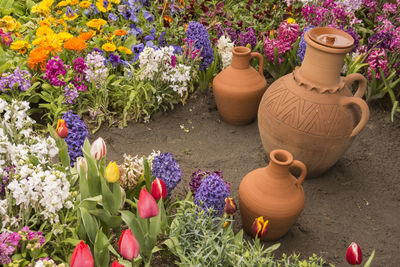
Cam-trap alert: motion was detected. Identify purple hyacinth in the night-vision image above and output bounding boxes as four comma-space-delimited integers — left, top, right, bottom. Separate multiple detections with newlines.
62, 111, 89, 165
151, 152, 182, 195
189, 169, 230, 197
186, 21, 214, 70
239, 27, 257, 49
0, 67, 31, 92
297, 26, 315, 64
368, 31, 394, 51
194, 174, 230, 216
43, 56, 67, 87
345, 27, 359, 51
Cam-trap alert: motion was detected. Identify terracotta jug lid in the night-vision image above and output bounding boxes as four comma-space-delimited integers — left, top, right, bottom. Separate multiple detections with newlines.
307, 27, 354, 49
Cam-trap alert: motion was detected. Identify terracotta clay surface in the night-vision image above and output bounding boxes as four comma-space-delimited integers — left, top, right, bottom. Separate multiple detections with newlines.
213, 46, 267, 125
239, 149, 307, 241
258, 27, 370, 177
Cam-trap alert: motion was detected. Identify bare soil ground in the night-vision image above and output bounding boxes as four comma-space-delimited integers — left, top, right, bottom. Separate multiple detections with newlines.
94, 91, 400, 266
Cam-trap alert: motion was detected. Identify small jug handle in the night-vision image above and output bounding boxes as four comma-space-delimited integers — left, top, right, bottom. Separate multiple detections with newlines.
290, 160, 307, 185
250, 52, 264, 76
344, 73, 367, 98
340, 96, 370, 137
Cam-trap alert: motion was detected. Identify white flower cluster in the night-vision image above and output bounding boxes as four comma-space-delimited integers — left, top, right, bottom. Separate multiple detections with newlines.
216, 35, 235, 69
0, 99, 71, 230
118, 150, 160, 190
138, 47, 192, 97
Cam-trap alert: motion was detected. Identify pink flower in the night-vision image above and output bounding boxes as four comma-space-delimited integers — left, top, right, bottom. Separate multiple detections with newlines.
171, 55, 177, 68
346, 242, 362, 265
118, 229, 140, 260
367, 48, 388, 80
70, 241, 94, 267
138, 188, 159, 218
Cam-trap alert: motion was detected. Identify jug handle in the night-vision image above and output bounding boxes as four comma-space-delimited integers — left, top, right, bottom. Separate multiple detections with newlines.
344, 73, 367, 98
340, 97, 370, 137
250, 52, 264, 76
291, 160, 307, 185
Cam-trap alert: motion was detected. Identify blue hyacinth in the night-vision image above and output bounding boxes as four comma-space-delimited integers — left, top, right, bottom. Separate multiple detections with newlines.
151, 152, 182, 195
194, 174, 230, 216
62, 111, 89, 166
297, 26, 315, 64
186, 21, 214, 70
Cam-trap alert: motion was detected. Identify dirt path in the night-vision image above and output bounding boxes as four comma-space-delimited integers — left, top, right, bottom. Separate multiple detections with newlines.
94, 92, 400, 266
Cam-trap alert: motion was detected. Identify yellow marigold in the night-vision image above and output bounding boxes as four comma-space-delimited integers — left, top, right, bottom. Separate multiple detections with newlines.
57, 31, 73, 41
64, 37, 87, 51
0, 16, 20, 32
110, 0, 120, 3
86, 19, 107, 29
39, 19, 51, 27
80, 1, 91, 8
287, 17, 296, 24
57, 10, 63, 15
56, 0, 68, 7
10, 40, 31, 51
31, 0, 54, 17
118, 46, 132, 55
114, 29, 127, 36
36, 26, 54, 37
38, 34, 63, 55
63, 13, 79, 21
78, 32, 93, 41
69, 0, 79, 5
102, 43, 116, 52
96, 0, 112, 12
27, 47, 49, 71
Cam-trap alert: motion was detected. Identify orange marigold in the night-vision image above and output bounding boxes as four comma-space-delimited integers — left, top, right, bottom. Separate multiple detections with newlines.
78, 32, 93, 41
64, 37, 87, 51
27, 47, 49, 71
114, 29, 127, 36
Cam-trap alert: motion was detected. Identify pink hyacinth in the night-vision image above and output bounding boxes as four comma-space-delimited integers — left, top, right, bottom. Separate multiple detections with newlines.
366, 48, 388, 81
277, 21, 299, 44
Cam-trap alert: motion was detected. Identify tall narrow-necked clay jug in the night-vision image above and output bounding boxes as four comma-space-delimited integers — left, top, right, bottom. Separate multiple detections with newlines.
213, 46, 267, 125
239, 149, 307, 241
258, 27, 370, 177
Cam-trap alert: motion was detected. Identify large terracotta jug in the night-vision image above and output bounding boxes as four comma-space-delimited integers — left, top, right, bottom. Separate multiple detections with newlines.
258, 27, 370, 177
239, 149, 307, 241
213, 46, 267, 125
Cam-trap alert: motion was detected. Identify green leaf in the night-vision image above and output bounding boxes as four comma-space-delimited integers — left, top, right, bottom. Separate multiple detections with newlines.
80, 207, 99, 245
94, 229, 110, 267
391, 101, 398, 122
143, 157, 152, 192
62, 238, 81, 246
363, 250, 375, 267
89, 209, 122, 229
100, 175, 115, 214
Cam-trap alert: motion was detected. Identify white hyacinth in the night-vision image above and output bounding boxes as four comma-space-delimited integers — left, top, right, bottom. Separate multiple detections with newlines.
216, 35, 235, 69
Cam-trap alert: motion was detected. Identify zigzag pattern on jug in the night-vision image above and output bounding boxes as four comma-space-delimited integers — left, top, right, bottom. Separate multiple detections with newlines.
262, 85, 340, 136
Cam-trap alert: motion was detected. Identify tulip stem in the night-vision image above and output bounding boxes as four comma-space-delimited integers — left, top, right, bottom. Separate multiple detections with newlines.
125, 198, 137, 209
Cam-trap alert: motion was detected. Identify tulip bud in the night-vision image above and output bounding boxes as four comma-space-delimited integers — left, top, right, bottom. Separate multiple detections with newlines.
138, 188, 159, 218
76, 157, 87, 174
90, 137, 107, 160
56, 119, 68, 138
118, 229, 140, 260
105, 161, 119, 183
70, 241, 94, 267
251, 216, 269, 239
111, 260, 125, 267
151, 178, 167, 200
224, 198, 236, 216
346, 242, 362, 265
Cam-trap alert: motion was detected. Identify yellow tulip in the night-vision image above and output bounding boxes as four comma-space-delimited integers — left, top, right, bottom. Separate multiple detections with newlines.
105, 161, 119, 183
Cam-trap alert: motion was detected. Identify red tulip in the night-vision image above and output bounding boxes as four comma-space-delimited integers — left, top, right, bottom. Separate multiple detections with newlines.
70, 241, 94, 267
224, 197, 237, 216
346, 242, 362, 265
251, 216, 269, 239
56, 119, 68, 138
138, 188, 159, 218
90, 137, 107, 160
151, 178, 167, 200
111, 260, 126, 267
118, 229, 140, 260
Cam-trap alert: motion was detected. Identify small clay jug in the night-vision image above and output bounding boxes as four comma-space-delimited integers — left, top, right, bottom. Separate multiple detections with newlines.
239, 149, 307, 241
258, 27, 370, 177
213, 46, 267, 125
